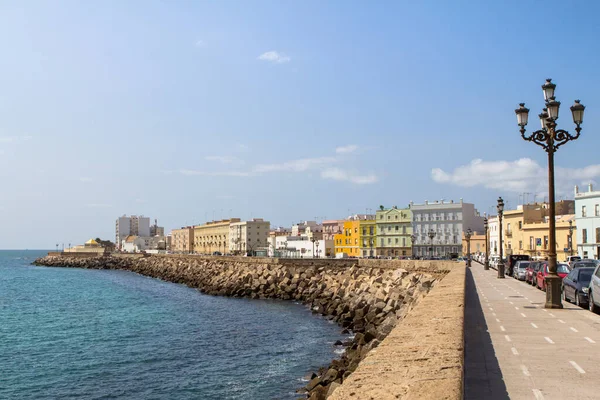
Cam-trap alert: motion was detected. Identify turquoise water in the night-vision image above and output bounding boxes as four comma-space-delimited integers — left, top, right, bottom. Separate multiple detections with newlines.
1, 251, 345, 399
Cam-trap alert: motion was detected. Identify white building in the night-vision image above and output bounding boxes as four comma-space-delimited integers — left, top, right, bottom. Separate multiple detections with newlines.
410, 199, 485, 257
575, 184, 600, 259
268, 235, 333, 258
229, 219, 270, 254
291, 221, 320, 237
121, 235, 166, 253
116, 215, 150, 249
488, 216, 499, 257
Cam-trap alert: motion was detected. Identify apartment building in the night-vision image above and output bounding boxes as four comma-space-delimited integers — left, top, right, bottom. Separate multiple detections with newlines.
229, 219, 270, 255
115, 215, 150, 249
170, 227, 194, 253
194, 218, 241, 254
575, 184, 600, 258
376, 207, 412, 257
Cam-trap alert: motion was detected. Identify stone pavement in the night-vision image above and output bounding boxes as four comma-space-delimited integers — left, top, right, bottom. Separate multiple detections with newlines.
465, 262, 600, 400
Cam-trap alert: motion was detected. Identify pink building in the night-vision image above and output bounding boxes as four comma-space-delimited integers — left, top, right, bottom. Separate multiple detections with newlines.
322, 220, 344, 241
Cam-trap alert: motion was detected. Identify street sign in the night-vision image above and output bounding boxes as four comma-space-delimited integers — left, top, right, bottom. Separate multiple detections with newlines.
564, 248, 569, 252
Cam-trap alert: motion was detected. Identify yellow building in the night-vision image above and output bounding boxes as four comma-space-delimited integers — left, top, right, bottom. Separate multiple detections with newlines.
334, 220, 361, 257
64, 239, 108, 255
522, 215, 576, 261
194, 218, 240, 254
359, 219, 377, 257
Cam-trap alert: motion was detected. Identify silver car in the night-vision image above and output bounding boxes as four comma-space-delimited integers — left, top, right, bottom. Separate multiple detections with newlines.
513, 260, 530, 280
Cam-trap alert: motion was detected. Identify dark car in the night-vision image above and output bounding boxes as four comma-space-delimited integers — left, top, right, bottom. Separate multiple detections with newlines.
531, 261, 546, 287
526, 261, 539, 284
507, 255, 530, 277
563, 267, 595, 307
572, 260, 598, 269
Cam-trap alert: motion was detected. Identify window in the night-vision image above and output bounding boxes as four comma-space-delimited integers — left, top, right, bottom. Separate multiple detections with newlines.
395, 226, 399, 231
518, 241, 522, 250
508, 242, 512, 250
544, 236, 548, 249
362, 228, 366, 235
403, 226, 406, 234
381, 239, 384, 246
597, 228, 600, 244
583, 229, 588, 244
518, 221, 522, 229
395, 238, 399, 244
582, 205, 587, 217
395, 215, 398, 220
596, 204, 599, 216
507, 223, 511, 235
387, 238, 391, 244
402, 238, 406, 247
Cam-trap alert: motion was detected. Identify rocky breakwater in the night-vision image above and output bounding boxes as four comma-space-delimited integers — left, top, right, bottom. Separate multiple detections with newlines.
34, 255, 443, 399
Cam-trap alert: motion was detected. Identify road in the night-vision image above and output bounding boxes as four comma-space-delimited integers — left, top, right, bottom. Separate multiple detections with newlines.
464, 262, 600, 400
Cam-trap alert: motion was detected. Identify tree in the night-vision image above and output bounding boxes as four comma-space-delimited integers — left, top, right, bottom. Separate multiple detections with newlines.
379, 205, 385, 211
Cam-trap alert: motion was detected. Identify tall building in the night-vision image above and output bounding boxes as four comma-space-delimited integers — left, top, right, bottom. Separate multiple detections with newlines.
150, 219, 165, 237
115, 215, 150, 249
194, 218, 241, 254
575, 184, 600, 258
229, 219, 270, 255
376, 207, 412, 257
488, 216, 499, 257
410, 199, 484, 258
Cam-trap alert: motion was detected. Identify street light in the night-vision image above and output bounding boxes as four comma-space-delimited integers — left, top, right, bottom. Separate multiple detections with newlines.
410, 233, 417, 259
568, 219, 574, 257
484, 217, 490, 270
315, 240, 320, 258
465, 228, 472, 267
515, 79, 584, 309
310, 237, 316, 258
497, 197, 505, 278
428, 229, 436, 258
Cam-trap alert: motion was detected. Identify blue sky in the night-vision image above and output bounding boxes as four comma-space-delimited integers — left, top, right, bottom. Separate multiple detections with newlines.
1, 0, 600, 248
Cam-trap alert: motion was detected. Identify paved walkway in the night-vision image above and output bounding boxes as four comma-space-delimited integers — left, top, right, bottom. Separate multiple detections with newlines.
465, 262, 600, 400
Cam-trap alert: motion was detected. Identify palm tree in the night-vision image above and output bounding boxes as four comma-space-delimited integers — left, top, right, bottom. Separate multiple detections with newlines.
379, 205, 385, 211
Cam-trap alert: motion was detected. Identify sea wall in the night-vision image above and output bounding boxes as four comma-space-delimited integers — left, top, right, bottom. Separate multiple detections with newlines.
33, 255, 460, 399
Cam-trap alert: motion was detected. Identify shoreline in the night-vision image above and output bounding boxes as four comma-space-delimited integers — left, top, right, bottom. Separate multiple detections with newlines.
33, 254, 444, 399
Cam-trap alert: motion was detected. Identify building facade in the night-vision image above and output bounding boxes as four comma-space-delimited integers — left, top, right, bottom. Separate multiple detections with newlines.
150, 219, 165, 237
115, 215, 150, 249
322, 220, 344, 241
229, 219, 270, 255
575, 184, 599, 259
521, 215, 576, 261
488, 216, 499, 257
334, 220, 361, 257
121, 235, 166, 253
194, 218, 240, 254
410, 199, 485, 258
376, 207, 412, 257
272, 236, 333, 258
170, 227, 194, 253
360, 219, 377, 257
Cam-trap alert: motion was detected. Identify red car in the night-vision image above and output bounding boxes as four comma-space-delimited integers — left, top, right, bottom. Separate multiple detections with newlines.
536, 263, 570, 291
526, 261, 541, 284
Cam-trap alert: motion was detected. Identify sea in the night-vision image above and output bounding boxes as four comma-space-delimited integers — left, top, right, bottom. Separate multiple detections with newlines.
0, 250, 346, 400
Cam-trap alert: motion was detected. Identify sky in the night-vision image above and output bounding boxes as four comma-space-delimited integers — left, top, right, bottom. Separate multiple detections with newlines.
1, 0, 600, 249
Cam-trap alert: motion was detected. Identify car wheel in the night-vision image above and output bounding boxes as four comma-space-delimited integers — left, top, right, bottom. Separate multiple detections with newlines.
590, 293, 599, 314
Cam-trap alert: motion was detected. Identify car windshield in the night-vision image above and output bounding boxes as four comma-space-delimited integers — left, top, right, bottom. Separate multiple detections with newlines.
578, 269, 593, 284
519, 262, 530, 269
557, 264, 570, 273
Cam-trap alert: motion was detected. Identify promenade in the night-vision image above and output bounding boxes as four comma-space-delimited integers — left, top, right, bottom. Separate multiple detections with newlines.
465, 263, 600, 400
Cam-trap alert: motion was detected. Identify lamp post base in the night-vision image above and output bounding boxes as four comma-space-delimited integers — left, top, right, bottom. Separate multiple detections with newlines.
545, 275, 564, 309
484, 261, 489, 270
497, 264, 505, 278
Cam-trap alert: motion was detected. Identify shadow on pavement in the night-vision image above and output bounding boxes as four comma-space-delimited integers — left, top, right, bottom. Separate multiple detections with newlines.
464, 267, 510, 400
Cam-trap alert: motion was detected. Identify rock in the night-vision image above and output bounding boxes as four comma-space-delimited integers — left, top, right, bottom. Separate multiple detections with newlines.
334, 340, 343, 346
327, 382, 341, 397
306, 376, 322, 392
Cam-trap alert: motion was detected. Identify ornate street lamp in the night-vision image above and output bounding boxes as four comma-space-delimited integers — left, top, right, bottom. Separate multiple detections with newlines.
497, 197, 505, 278
310, 237, 316, 258
465, 228, 472, 267
569, 219, 574, 257
515, 79, 584, 309
410, 233, 417, 259
315, 240, 320, 258
428, 229, 436, 258
483, 216, 489, 270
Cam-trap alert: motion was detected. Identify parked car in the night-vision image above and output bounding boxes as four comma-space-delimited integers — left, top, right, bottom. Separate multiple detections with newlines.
531, 262, 545, 287
563, 267, 595, 307
536, 263, 570, 291
513, 261, 530, 280
565, 255, 582, 268
489, 255, 499, 270
589, 264, 600, 313
507, 255, 530, 277
572, 260, 598, 269
526, 261, 540, 284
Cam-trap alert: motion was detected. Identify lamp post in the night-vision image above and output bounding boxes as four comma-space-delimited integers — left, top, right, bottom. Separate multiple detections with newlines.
497, 197, 505, 278
410, 233, 416, 259
484, 217, 490, 270
465, 228, 472, 267
568, 219, 574, 257
311, 237, 316, 258
315, 240, 320, 258
515, 79, 584, 309
283, 241, 288, 258
428, 229, 436, 258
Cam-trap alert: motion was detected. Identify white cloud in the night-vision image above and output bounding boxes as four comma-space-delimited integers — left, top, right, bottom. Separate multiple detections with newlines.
432, 158, 600, 196
321, 167, 378, 185
205, 155, 242, 164
253, 157, 336, 173
195, 40, 205, 47
235, 143, 250, 152
179, 169, 252, 177
335, 144, 359, 154
79, 177, 93, 183
258, 51, 291, 64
